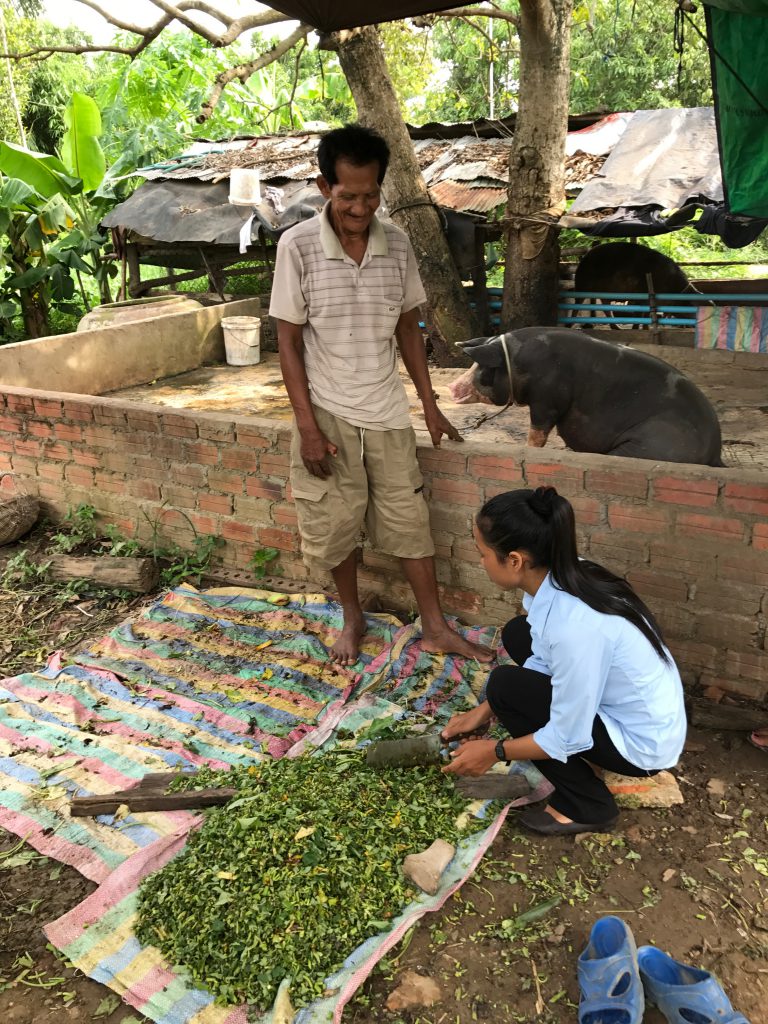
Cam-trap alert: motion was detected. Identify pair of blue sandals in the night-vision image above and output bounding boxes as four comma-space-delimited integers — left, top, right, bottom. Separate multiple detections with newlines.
578, 916, 750, 1024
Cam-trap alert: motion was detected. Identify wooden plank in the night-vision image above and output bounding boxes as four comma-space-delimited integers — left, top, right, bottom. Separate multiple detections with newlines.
70, 784, 238, 817
689, 699, 768, 732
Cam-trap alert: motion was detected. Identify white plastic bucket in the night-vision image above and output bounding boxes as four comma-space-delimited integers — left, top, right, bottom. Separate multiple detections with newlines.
222, 316, 261, 366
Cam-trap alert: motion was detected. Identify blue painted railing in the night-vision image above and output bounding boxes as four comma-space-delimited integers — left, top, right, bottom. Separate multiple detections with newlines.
465, 285, 768, 330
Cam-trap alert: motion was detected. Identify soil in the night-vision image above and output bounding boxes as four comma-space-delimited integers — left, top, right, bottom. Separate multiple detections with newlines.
1, 529, 766, 1023
1, 729, 765, 1024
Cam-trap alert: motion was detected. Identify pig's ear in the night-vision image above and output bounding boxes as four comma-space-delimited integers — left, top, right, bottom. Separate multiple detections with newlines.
462, 336, 504, 368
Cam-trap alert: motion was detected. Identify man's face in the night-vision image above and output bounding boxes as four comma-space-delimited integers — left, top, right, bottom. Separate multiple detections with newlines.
318, 159, 381, 238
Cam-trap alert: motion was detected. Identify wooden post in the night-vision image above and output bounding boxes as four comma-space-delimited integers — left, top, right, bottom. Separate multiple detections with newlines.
646, 270, 660, 342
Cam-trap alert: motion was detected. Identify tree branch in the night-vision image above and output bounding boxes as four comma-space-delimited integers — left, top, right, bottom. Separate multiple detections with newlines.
196, 23, 310, 123
142, 0, 292, 47
431, 6, 521, 28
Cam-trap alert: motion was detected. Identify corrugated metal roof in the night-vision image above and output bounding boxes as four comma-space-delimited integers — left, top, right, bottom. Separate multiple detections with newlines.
428, 181, 506, 215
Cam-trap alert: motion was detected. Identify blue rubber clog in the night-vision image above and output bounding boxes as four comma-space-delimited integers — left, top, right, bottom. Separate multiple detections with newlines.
637, 945, 751, 1024
577, 916, 644, 1024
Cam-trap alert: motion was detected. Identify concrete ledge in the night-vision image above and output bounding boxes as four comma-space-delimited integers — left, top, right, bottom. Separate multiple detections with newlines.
0, 297, 261, 395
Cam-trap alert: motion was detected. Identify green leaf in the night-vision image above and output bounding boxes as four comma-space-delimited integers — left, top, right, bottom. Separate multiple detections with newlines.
0, 141, 81, 199
93, 994, 121, 1017
60, 93, 107, 192
0, 177, 37, 209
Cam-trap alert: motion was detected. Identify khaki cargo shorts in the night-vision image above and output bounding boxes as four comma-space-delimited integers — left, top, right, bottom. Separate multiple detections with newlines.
290, 405, 435, 571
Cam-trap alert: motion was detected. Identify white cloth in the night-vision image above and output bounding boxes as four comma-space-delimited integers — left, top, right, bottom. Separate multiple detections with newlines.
523, 574, 687, 769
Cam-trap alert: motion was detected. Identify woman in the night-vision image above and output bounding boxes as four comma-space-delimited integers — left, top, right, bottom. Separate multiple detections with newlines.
442, 486, 687, 836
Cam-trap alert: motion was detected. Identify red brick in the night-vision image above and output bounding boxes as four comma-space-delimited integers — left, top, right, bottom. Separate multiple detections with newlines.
0, 438, 12, 455
724, 648, 768, 685
0, 454, 12, 471
676, 512, 745, 543
151, 437, 185, 460
245, 478, 284, 501
208, 470, 244, 495
667, 639, 718, 673
100, 452, 135, 475
259, 453, 290, 476
221, 520, 258, 543
607, 505, 671, 534
723, 480, 768, 516
93, 406, 128, 427
126, 411, 162, 433
185, 441, 220, 466
72, 449, 101, 468
186, 512, 219, 535
10, 456, 37, 475
170, 464, 208, 489
695, 612, 759, 648
417, 448, 468, 475
626, 569, 689, 604
430, 477, 482, 507
276, 433, 292, 454
258, 527, 300, 552
717, 551, 768, 588
198, 419, 235, 442
43, 442, 73, 462
653, 475, 718, 507
37, 462, 64, 482
27, 420, 54, 440
7, 394, 35, 413
94, 472, 127, 494
524, 461, 584, 490
437, 584, 482, 614
699, 673, 765, 702
33, 397, 63, 418
222, 447, 258, 472
586, 468, 649, 499
0, 415, 24, 433
13, 438, 41, 457
128, 479, 162, 502
569, 494, 603, 527
82, 425, 117, 448
161, 414, 198, 439
270, 503, 298, 527
691, 578, 763, 617
63, 400, 95, 423
160, 484, 198, 509
467, 454, 522, 483
652, 600, 696, 640
132, 456, 172, 482
649, 539, 715, 577
65, 465, 94, 487
753, 522, 768, 550
235, 425, 272, 448
54, 423, 83, 442
199, 493, 234, 515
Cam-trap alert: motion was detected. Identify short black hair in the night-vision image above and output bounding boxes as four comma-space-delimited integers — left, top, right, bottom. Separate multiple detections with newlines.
317, 124, 390, 186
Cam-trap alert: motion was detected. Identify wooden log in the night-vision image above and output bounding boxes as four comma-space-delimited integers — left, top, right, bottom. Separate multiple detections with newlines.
70, 772, 240, 816
689, 699, 768, 732
48, 555, 159, 593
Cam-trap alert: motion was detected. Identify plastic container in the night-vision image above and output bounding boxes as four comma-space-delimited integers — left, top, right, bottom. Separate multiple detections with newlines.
229, 168, 261, 206
222, 315, 262, 365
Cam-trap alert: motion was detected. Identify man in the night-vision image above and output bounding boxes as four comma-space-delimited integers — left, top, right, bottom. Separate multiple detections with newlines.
270, 124, 491, 667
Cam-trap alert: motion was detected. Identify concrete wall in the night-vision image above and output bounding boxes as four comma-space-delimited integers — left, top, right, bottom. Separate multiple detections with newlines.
2, 383, 768, 702
0, 298, 261, 395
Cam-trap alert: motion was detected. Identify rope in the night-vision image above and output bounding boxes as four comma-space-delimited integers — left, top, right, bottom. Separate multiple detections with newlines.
461, 334, 515, 433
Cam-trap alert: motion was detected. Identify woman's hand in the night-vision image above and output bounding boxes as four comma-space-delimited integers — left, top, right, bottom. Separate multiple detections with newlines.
442, 738, 497, 777
441, 702, 493, 742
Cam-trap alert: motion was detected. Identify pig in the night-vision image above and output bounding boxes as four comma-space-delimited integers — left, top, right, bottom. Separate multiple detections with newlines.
574, 243, 694, 320
575, 242, 691, 295
450, 327, 723, 466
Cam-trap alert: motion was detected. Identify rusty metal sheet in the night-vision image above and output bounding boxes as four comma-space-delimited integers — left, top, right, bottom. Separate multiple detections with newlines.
428, 181, 506, 214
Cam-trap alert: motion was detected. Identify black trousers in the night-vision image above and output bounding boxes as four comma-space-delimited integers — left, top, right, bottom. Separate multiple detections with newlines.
486, 616, 658, 823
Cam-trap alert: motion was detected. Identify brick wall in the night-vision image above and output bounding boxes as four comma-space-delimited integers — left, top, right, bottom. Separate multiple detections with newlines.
2, 385, 768, 702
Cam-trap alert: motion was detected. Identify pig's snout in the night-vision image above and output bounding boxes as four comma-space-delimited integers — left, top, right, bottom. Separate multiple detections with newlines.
447, 364, 494, 405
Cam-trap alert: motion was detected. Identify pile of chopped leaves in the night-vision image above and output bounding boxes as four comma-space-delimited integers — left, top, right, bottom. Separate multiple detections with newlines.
136, 753, 488, 1009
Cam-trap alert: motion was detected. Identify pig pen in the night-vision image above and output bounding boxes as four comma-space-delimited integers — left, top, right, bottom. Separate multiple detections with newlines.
1, 327, 768, 702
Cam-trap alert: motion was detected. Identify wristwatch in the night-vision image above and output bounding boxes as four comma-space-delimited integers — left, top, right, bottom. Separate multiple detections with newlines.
494, 739, 511, 765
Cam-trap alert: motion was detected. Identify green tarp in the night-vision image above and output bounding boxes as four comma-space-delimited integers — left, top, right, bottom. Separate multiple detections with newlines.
705, 0, 768, 217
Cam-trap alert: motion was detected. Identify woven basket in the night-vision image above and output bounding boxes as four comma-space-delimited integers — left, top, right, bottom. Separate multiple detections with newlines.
0, 472, 39, 546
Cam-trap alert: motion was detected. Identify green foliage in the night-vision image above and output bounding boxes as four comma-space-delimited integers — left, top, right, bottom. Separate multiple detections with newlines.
60, 93, 106, 192
249, 546, 279, 578
138, 755, 487, 1008
155, 534, 223, 589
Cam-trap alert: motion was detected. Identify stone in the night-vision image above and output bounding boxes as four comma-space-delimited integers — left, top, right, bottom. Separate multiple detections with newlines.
402, 839, 456, 895
386, 971, 442, 1011
605, 769, 684, 808
707, 777, 727, 797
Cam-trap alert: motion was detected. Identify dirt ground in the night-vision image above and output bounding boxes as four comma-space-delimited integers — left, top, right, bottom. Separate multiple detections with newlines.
114, 347, 768, 472
0, 729, 766, 1024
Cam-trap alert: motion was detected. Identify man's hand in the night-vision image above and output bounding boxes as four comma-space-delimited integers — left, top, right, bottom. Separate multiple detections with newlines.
441, 702, 493, 743
442, 738, 497, 777
300, 430, 338, 478
423, 404, 463, 448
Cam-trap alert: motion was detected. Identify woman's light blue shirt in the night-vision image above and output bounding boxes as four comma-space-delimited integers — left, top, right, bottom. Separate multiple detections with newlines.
522, 573, 687, 769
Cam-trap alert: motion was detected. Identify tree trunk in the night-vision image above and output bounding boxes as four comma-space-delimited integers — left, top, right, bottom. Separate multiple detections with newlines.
502, 0, 573, 329
48, 555, 159, 593
335, 26, 475, 366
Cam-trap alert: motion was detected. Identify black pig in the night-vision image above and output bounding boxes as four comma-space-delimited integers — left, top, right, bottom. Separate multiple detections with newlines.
452, 327, 723, 466
574, 243, 693, 318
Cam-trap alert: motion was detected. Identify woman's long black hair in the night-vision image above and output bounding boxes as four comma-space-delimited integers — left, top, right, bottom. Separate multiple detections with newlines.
476, 486, 670, 664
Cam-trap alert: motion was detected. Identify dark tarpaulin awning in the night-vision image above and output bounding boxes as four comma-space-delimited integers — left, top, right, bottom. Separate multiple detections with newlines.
263, 1, 463, 32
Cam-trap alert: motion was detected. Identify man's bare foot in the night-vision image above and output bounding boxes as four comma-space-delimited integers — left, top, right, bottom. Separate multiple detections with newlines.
329, 611, 366, 666
421, 623, 494, 663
